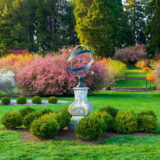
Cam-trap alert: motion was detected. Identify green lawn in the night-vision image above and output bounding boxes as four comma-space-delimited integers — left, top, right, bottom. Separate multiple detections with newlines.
1, 91, 160, 159
111, 79, 154, 88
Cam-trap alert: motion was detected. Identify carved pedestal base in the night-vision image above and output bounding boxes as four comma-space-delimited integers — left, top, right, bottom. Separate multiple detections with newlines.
68, 87, 93, 130
69, 116, 84, 130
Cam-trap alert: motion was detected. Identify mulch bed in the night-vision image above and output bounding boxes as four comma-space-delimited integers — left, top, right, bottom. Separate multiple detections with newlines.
0, 128, 156, 145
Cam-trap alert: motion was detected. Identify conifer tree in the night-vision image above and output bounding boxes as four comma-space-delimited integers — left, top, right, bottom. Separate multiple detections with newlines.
146, 0, 160, 57
74, 0, 118, 58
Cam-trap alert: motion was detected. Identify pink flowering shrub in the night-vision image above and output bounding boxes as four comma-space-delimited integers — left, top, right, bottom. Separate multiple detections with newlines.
115, 45, 147, 64
16, 49, 106, 96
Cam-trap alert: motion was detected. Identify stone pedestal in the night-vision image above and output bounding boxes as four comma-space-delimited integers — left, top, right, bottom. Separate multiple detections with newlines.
68, 87, 93, 130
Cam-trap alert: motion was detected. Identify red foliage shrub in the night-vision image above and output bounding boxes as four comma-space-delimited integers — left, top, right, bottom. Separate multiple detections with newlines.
115, 45, 147, 64
7, 49, 29, 55
153, 54, 160, 61
16, 49, 106, 96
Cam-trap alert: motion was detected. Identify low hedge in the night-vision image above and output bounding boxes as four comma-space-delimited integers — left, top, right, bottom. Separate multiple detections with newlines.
48, 96, 57, 104
115, 110, 138, 134
32, 96, 42, 104
19, 107, 35, 117
23, 112, 40, 128
30, 113, 60, 139
56, 108, 71, 129
16, 96, 27, 104
75, 117, 106, 141
1, 111, 23, 129
1, 97, 11, 105
137, 110, 157, 132
39, 109, 53, 116
99, 106, 119, 118
90, 111, 114, 131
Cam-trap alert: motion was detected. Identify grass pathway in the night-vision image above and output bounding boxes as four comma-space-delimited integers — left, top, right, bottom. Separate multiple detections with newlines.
111, 66, 154, 89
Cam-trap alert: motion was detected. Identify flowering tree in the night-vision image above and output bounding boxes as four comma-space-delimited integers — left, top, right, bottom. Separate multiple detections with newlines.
115, 45, 147, 64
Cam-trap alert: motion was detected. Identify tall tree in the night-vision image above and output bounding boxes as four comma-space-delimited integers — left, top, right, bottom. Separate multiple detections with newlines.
0, 0, 78, 56
146, 0, 160, 57
0, 0, 39, 55
0, 2, 15, 56
123, 0, 146, 45
74, 0, 118, 58
35, 0, 78, 53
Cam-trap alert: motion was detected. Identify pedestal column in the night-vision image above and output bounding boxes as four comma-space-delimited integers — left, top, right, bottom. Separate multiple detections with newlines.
68, 87, 93, 130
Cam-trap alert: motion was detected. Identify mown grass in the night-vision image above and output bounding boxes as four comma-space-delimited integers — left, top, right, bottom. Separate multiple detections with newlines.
1, 91, 160, 159
111, 79, 154, 88
112, 66, 155, 88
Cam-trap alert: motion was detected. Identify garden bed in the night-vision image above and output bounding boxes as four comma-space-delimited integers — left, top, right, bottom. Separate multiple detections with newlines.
0, 128, 156, 145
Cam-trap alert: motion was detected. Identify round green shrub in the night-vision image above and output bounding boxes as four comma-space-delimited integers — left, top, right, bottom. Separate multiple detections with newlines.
137, 115, 157, 132
48, 96, 57, 104
40, 109, 53, 116
137, 110, 157, 119
23, 112, 40, 128
1, 97, 11, 105
115, 110, 138, 134
75, 117, 106, 141
90, 111, 113, 131
1, 111, 23, 129
32, 96, 42, 104
152, 85, 157, 90
30, 113, 60, 139
19, 107, 35, 117
58, 107, 72, 117
56, 108, 71, 129
99, 106, 119, 118
106, 86, 111, 90
16, 96, 27, 104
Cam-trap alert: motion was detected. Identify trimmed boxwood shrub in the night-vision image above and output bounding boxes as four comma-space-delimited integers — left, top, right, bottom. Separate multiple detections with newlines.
137, 110, 157, 119
75, 117, 106, 141
40, 109, 53, 116
90, 111, 114, 131
19, 107, 35, 117
32, 96, 42, 104
16, 96, 27, 104
99, 106, 119, 118
152, 85, 157, 90
30, 113, 60, 139
48, 96, 57, 104
115, 110, 138, 134
1, 111, 23, 129
106, 86, 111, 90
137, 115, 157, 132
1, 97, 11, 105
56, 108, 71, 129
23, 112, 40, 128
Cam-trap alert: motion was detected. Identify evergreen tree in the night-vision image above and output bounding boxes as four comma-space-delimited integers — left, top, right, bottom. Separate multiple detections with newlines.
123, 0, 146, 45
74, 0, 118, 58
146, 0, 160, 57
35, 0, 78, 53
0, 0, 77, 56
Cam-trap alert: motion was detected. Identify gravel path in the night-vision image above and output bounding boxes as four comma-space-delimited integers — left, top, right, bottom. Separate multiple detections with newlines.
0, 100, 70, 105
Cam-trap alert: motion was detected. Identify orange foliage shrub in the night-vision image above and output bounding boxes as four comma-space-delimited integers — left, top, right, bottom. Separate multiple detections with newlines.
147, 74, 155, 82
135, 60, 149, 69
142, 67, 150, 72
0, 53, 37, 71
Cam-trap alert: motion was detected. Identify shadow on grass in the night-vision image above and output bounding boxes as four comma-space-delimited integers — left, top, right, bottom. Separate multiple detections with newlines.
97, 135, 159, 145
